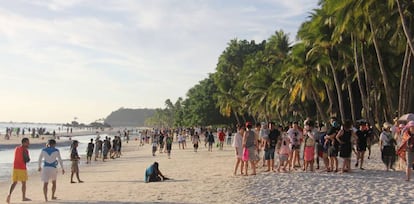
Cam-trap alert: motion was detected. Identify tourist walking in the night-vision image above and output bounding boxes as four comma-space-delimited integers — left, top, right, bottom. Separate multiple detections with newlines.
379, 122, 397, 171
70, 140, 83, 183
38, 139, 65, 202
6, 138, 31, 204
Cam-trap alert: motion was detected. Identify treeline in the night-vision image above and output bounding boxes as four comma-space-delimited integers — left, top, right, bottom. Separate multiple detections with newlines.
146, 0, 414, 129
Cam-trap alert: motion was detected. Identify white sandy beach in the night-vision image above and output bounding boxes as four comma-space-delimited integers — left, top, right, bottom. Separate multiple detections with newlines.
1, 137, 414, 204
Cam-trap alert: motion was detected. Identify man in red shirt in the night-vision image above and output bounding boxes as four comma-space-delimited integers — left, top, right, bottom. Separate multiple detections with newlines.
218, 129, 225, 150
6, 138, 31, 204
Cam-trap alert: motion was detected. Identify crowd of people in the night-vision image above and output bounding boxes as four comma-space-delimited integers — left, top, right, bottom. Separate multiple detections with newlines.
231, 117, 414, 182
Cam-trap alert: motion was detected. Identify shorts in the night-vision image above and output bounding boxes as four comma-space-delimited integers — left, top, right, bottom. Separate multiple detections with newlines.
12, 169, 28, 182
357, 144, 367, 152
279, 154, 288, 162
41, 167, 58, 182
264, 148, 275, 160
71, 161, 79, 173
87, 151, 93, 157
290, 144, 300, 150
194, 143, 199, 149
328, 146, 338, 157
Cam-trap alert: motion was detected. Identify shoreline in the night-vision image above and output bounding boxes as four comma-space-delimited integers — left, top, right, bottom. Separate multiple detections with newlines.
1, 140, 413, 203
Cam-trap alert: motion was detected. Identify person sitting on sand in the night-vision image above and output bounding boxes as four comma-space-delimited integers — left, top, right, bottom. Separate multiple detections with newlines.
145, 162, 168, 183
38, 139, 65, 202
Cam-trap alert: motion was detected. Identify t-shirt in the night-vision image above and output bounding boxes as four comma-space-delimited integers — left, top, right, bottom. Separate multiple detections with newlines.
287, 128, 302, 146
218, 131, 225, 141
232, 132, 243, 148
87, 142, 94, 153
380, 131, 393, 147
279, 135, 290, 155
70, 147, 79, 161
14, 146, 29, 170
266, 129, 280, 149
38, 147, 63, 169
356, 130, 368, 146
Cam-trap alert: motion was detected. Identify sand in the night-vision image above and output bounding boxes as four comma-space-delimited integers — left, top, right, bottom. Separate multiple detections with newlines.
1, 137, 414, 204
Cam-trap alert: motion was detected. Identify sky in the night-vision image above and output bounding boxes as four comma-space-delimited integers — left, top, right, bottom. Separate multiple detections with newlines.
0, 0, 319, 124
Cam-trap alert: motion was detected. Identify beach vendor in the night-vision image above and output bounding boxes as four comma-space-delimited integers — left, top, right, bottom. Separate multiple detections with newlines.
145, 162, 168, 183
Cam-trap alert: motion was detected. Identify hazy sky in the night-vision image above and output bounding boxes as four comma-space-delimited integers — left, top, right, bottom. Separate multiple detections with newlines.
0, 0, 318, 124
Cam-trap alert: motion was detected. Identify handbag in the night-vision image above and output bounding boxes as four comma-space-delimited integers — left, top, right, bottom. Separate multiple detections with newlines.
242, 147, 249, 161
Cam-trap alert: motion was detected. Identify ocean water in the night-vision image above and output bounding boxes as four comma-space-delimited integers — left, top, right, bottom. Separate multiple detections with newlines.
0, 134, 104, 182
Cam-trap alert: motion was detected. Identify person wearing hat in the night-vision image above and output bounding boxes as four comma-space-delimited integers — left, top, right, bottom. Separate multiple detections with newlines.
379, 122, 397, 171
398, 121, 414, 181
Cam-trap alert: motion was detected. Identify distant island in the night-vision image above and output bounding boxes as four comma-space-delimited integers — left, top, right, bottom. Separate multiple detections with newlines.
104, 108, 155, 127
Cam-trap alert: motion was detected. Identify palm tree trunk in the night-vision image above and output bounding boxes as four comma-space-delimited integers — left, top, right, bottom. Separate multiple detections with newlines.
311, 88, 328, 122
399, 44, 410, 115
353, 36, 369, 119
361, 44, 376, 127
233, 112, 240, 125
369, 16, 394, 120
324, 83, 336, 115
396, 0, 414, 56
344, 64, 356, 122
328, 52, 346, 122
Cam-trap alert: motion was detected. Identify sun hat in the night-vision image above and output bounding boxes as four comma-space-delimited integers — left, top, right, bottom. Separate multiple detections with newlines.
383, 122, 392, 129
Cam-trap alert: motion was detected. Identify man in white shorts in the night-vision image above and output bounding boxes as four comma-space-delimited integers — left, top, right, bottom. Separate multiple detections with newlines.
38, 139, 64, 202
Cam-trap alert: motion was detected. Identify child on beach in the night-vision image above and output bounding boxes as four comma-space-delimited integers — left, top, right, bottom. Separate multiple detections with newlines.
278, 132, 290, 172
193, 132, 200, 152
152, 139, 158, 156
165, 134, 173, 159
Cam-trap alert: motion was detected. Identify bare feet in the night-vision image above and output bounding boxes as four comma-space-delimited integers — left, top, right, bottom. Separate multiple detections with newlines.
78, 180, 84, 183
22, 197, 32, 201
52, 196, 58, 200
6, 195, 10, 204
